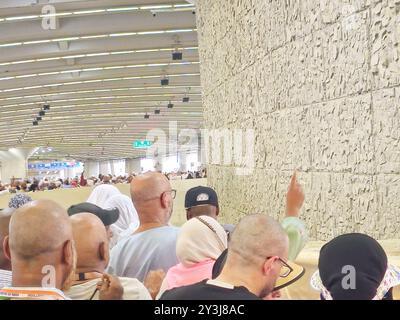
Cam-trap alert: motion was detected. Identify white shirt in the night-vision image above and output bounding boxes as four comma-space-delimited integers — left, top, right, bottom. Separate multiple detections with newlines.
0, 269, 12, 289
65, 277, 151, 300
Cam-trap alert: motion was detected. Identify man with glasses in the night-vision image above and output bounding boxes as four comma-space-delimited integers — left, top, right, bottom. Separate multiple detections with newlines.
107, 172, 179, 283
160, 214, 304, 300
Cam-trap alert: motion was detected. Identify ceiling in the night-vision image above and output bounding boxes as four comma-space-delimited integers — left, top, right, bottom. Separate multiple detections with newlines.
0, 0, 202, 162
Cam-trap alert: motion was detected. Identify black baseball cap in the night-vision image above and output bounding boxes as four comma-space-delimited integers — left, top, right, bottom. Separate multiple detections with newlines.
185, 186, 219, 209
67, 202, 119, 227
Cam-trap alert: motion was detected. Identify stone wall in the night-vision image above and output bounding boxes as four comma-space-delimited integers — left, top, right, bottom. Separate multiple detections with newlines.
196, 0, 400, 240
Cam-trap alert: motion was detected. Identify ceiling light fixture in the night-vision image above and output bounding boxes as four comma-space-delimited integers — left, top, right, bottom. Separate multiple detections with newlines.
161, 77, 169, 86
0, 3, 195, 23
0, 73, 200, 93
0, 29, 197, 48
0, 61, 199, 82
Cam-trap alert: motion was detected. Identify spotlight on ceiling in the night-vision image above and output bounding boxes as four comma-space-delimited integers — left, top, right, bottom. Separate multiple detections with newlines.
154, 109, 160, 115
36, 116, 42, 121
182, 97, 190, 102
144, 113, 150, 119
33, 120, 38, 126
172, 51, 182, 60
39, 110, 45, 116
161, 77, 169, 86
167, 102, 174, 109
43, 104, 50, 110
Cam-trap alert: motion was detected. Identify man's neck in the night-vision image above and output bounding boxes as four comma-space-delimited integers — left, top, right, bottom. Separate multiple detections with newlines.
73, 267, 104, 285
12, 273, 62, 289
0, 261, 11, 271
75, 265, 104, 275
216, 270, 261, 297
134, 222, 167, 234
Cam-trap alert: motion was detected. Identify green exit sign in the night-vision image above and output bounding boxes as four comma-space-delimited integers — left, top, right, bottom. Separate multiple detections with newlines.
133, 140, 153, 149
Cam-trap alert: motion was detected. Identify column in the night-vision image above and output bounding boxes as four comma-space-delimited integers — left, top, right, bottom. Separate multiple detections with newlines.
99, 161, 110, 175
84, 161, 99, 178
66, 167, 75, 179
125, 158, 142, 174
179, 152, 188, 171
0, 147, 38, 183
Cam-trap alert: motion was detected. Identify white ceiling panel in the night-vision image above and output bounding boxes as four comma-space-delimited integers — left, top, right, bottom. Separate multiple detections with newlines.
0, 0, 202, 161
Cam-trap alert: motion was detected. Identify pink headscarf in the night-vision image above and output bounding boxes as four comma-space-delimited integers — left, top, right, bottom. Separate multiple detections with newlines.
165, 259, 216, 290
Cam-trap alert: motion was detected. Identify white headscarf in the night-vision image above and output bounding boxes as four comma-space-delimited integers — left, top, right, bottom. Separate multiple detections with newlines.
104, 194, 140, 247
176, 215, 228, 267
86, 184, 121, 208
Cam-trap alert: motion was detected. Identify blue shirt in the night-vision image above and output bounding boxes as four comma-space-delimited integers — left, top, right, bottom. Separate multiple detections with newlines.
107, 226, 179, 282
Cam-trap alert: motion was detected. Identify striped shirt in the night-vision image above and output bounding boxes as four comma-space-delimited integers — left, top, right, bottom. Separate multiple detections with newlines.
0, 287, 70, 300
0, 269, 12, 289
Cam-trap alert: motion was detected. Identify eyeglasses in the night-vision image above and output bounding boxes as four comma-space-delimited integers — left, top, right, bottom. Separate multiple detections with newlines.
142, 189, 176, 201
267, 256, 293, 278
165, 189, 176, 199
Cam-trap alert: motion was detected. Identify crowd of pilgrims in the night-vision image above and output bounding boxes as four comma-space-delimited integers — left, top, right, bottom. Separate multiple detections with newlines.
0, 168, 207, 195
0, 170, 399, 300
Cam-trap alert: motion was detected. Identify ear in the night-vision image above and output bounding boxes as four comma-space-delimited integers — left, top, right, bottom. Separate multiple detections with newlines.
106, 227, 113, 240
186, 209, 192, 220
99, 241, 110, 265
262, 256, 277, 276
216, 207, 220, 217
62, 240, 74, 268
3, 235, 11, 261
160, 192, 169, 209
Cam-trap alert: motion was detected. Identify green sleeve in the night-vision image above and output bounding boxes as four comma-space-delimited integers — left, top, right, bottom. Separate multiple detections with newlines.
281, 217, 308, 261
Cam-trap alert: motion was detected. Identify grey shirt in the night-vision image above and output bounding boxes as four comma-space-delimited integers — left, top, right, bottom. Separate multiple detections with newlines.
107, 226, 179, 282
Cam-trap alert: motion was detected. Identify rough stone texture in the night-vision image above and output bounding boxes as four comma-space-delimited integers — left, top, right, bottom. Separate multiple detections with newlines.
197, 0, 400, 240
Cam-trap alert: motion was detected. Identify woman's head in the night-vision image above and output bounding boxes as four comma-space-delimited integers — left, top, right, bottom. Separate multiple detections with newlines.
87, 184, 121, 208
176, 215, 228, 267
104, 194, 139, 247
312, 233, 400, 300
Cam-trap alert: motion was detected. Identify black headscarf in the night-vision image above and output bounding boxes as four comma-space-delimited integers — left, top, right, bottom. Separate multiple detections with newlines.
318, 233, 388, 300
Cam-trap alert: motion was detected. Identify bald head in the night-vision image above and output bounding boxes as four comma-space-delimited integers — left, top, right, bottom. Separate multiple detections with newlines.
9, 200, 73, 260
217, 215, 290, 298
5, 200, 76, 289
131, 172, 171, 202
70, 213, 109, 271
130, 172, 174, 225
228, 214, 289, 267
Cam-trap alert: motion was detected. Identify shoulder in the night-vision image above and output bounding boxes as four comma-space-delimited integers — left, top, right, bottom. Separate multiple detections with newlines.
159, 281, 205, 300
146, 226, 180, 238
118, 277, 152, 300
118, 277, 145, 288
